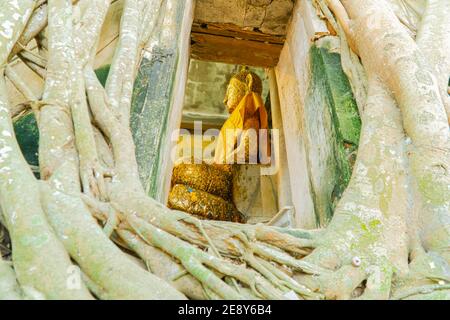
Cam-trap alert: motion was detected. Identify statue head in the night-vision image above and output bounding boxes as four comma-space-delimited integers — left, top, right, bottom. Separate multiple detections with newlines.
223, 67, 263, 113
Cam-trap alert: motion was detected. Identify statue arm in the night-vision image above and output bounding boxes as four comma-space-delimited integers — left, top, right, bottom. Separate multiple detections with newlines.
225, 116, 260, 164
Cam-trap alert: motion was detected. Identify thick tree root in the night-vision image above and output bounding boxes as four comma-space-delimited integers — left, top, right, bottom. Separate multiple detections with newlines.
81, 190, 325, 299
0, 257, 22, 300
117, 229, 208, 300
115, 194, 449, 300
39, 183, 186, 300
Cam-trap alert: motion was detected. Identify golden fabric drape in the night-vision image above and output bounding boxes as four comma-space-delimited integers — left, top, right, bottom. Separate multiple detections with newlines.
214, 92, 271, 164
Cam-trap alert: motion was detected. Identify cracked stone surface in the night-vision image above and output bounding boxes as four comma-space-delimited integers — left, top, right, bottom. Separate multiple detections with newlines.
194, 0, 295, 35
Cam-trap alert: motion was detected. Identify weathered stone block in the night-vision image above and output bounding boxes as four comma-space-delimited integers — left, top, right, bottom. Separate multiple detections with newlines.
304, 44, 360, 225
194, 0, 294, 35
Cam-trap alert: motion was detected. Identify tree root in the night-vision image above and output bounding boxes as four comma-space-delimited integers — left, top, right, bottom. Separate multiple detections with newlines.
39, 183, 186, 300
80, 192, 327, 300
127, 214, 290, 299
393, 284, 450, 300
117, 229, 207, 300
0, 256, 22, 300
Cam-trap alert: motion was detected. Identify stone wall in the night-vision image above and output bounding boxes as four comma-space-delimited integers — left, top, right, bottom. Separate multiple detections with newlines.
194, 0, 295, 35
275, 0, 360, 228
303, 42, 360, 226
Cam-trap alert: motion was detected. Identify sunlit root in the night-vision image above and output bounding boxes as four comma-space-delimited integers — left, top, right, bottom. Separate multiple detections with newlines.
0, 256, 23, 300
39, 182, 186, 300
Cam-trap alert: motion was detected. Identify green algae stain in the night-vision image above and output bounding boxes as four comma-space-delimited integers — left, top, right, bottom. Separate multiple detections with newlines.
360, 220, 381, 235
361, 223, 368, 232
379, 178, 393, 215
369, 219, 381, 230
13, 112, 39, 175
418, 172, 448, 206
129, 1, 187, 200
306, 45, 361, 226
95, 64, 111, 87
130, 51, 178, 199
318, 47, 361, 146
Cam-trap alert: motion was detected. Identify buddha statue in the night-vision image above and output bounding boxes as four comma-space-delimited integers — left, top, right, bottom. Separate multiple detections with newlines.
214, 67, 270, 165
168, 67, 270, 223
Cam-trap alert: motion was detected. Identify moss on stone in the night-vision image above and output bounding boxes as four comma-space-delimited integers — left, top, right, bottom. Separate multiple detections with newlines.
13, 112, 39, 176
306, 45, 361, 225
130, 1, 187, 200
130, 50, 178, 199
319, 47, 361, 145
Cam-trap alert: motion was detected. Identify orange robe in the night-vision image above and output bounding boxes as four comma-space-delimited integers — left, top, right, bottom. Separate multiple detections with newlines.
214, 92, 271, 164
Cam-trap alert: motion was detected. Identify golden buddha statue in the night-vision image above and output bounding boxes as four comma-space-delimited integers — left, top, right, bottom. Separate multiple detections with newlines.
215, 67, 270, 164
168, 67, 270, 223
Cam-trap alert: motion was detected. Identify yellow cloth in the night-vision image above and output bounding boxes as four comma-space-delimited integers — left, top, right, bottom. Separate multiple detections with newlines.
214, 92, 270, 164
